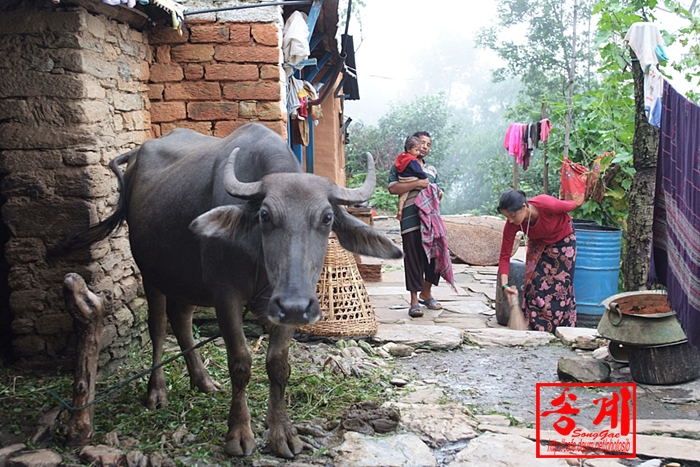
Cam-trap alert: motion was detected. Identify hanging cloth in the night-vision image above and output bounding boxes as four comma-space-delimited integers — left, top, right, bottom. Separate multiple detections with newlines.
414, 184, 458, 293
152, 0, 184, 35
539, 118, 552, 142
282, 11, 310, 77
648, 81, 700, 348
625, 22, 666, 73
559, 154, 611, 206
504, 123, 524, 163
587, 152, 614, 203
625, 22, 668, 127
287, 76, 304, 118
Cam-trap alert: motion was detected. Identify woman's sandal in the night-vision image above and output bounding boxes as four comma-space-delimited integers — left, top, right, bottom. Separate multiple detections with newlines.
408, 305, 423, 317
419, 297, 442, 310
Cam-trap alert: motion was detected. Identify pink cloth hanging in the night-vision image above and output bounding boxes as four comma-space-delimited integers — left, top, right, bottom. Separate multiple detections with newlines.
540, 118, 552, 142
414, 184, 457, 292
504, 123, 524, 163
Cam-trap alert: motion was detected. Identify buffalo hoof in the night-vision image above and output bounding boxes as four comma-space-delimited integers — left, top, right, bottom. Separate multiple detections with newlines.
190, 374, 221, 394
224, 427, 256, 457
267, 425, 304, 459
145, 388, 168, 409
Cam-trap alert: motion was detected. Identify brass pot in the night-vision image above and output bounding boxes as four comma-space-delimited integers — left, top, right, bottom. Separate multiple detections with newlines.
596, 291, 688, 346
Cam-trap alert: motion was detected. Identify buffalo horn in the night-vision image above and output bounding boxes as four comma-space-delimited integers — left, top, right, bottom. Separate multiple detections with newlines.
222, 148, 265, 200
331, 153, 376, 205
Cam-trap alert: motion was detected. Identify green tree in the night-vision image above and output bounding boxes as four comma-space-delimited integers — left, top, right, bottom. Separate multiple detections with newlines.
477, 0, 599, 117
377, 93, 455, 170
345, 122, 397, 184
345, 93, 455, 213
440, 78, 522, 215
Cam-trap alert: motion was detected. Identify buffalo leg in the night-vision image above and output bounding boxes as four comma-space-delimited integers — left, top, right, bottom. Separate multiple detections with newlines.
144, 282, 168, 409
166, 298, 220, 394
265, 324, 303, 458
217, 298, 255, 456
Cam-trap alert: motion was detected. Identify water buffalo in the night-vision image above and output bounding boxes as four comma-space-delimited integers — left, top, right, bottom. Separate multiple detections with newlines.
57, 122, 402, 458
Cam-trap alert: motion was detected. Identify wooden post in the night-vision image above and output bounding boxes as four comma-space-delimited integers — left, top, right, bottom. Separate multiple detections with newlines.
513, 160, 519, 189
62, 273, 106, 446
622, 49, 660, 291
542, 98, 548, 194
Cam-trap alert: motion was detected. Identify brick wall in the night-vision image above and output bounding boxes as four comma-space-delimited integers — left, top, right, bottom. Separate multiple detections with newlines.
147, 18, 286, 139
0, 4, 151, 370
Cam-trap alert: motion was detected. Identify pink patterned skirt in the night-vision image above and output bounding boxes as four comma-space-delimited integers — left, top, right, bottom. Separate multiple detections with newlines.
522, 233, 578, 333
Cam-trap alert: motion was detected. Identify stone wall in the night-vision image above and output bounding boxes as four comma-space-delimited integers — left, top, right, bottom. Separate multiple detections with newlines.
147, 5, 286, 139
0, 3, 152, 370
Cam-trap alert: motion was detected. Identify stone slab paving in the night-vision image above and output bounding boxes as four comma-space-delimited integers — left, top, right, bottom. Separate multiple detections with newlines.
446, 432, 568, 467
395, 383, 445, 405
555, 326, 600, 342
441, 299, 492, 315
385, 402, 478, 444
636, 418, 700, 439
479, 424, 700, 463
464, 282, 497, 301
5, 449, 63, 467
372, 324, 463, 350
434, 314, 490, 330
580, 459, 627, 467
464, 328, 557, 347
364, 285, 413, 296
331, 432, 438, 467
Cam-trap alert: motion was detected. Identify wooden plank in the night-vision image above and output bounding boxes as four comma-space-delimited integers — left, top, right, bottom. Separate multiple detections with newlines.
306, 0, 324, 42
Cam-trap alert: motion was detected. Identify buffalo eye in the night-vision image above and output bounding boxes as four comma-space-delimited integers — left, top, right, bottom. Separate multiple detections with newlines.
259, 209, 270, 222
322, 213, 333, 226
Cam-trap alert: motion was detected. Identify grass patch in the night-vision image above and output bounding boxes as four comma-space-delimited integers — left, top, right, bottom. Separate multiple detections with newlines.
0, 338, 392, 461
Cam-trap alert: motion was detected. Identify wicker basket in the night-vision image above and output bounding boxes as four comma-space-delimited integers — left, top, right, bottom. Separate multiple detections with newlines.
297, 234, 377, 337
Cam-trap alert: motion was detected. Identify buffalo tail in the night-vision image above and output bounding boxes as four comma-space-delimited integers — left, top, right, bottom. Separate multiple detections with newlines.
47, 151, 133, 260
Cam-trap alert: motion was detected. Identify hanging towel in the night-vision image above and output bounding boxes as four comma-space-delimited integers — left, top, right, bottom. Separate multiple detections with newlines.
646, 66, 664, 127
282, 11, 310, 77
648, 81, 700, 348
414, 184, 457, 293
625, 22, 668, 126
625, 22, 666, 73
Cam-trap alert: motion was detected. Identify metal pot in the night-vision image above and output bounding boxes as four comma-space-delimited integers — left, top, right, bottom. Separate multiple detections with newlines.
628, 340, 700, 385
597, 291, 688, 346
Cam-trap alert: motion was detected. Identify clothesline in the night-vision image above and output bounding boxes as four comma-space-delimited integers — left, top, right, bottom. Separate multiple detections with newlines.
503, 119, 552, 171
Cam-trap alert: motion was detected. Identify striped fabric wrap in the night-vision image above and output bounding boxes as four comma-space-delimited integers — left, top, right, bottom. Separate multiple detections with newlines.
414, 184, 457, 292
648, 80, 700, 348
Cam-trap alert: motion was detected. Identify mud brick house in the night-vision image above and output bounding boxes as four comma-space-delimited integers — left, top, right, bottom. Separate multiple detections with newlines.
0, 0, 356, 371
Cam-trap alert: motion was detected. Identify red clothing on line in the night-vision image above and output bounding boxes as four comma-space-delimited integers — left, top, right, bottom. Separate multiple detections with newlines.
540, 118, 552, 142
498, 195, 578, 276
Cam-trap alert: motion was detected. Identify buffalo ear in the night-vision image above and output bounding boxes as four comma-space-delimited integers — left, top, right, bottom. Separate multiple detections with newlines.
331, 205, 403, 259
190, 205, 247, 239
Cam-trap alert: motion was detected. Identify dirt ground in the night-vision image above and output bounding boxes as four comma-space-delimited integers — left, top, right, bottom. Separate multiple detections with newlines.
370, 213, 700, 433
395, 344, 700, 431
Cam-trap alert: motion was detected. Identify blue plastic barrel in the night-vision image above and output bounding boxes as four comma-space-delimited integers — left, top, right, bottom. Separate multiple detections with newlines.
572, 218, 598, 227
573, 225, 622, 328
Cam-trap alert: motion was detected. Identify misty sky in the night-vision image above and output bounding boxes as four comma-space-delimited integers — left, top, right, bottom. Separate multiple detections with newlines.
342, 1, 694, 126
343, 1, 503, 125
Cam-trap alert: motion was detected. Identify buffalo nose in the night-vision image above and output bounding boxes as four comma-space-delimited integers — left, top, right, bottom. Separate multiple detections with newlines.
270, 296, 321, 326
